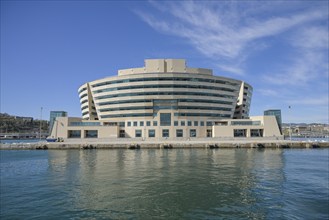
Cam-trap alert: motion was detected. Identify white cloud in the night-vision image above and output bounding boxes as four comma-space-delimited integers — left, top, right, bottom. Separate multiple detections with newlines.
263, 25, 328, 86
286, 97, 329, 106
136, 1, 328, 75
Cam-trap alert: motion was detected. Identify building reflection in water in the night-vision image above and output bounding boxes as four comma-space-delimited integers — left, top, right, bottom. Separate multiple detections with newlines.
47, 148, 285, 219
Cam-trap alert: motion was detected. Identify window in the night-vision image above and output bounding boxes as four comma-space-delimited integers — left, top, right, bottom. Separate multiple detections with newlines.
231, 121, 261, 126
206, 121, 213, 126
133, 121, 138, 127
146, 121, 151, 126
85, 130, 98, 138
188, 121, 192, 126
68, 130, 81, 138
140, 121, 144, 126
160, 113, 171, 126
234, 129, 247, 137
174, 121, 178, 126
200, 121, 204, 126
162, 129, 169, 138
135, 129, 142, 137
119, 122, 125, 127
251, 129, 263, 137
153, 121, 158, 126
190, 129, 196, 137
119, 130, 125, 138
194, 121, 198, 126
207, 129, 212, 137
176, 129, 183, 137
181, 121, 185, 126
148, 129, 155, 137
69, 122, 100, 126
127, 121, 131, 127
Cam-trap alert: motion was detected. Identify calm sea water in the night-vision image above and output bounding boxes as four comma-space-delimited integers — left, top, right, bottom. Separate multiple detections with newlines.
1, 149, 328, 219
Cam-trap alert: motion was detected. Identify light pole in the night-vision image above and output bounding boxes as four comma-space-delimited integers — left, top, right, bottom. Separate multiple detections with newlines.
289, 106, 292, 141
39, 107, 43, 141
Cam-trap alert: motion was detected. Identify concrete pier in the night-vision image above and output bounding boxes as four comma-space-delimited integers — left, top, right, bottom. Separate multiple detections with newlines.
1, 138, 328, 150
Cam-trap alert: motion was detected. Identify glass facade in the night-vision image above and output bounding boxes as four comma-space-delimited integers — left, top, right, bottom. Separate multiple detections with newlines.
69, 122, 100, 126
95, 91, 235, 100
160, 113, 171, 126
92, 76, 239, 88
98, 98, 233, 106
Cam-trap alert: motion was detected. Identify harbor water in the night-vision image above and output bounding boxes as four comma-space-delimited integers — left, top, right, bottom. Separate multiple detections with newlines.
1, 149, 328, 219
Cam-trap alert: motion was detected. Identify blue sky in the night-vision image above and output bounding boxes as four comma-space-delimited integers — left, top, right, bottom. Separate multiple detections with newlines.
1, 1, 328, 123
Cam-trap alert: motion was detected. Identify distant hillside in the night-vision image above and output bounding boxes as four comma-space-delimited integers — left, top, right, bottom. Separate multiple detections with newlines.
0, 113, 49, 133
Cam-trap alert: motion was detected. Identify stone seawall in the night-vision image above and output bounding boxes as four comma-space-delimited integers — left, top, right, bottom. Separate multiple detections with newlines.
1, 141, 328, 150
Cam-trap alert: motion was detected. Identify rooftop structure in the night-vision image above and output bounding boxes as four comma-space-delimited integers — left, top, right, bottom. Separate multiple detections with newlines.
49, 111, 67, 134
264, 109, 282, 134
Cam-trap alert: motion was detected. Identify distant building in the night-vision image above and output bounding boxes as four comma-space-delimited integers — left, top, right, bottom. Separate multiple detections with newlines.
49, 111, 67, 134
264, 109, 282, 134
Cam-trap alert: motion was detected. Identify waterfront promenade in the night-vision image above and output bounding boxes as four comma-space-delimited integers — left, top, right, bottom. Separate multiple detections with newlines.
1, 137, 328, 149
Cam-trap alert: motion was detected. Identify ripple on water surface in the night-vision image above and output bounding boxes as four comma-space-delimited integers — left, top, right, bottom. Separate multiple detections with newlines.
0, 149, 328, 219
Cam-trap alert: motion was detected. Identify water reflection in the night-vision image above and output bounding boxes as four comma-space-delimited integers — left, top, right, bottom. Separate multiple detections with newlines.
46, 149, 286, 219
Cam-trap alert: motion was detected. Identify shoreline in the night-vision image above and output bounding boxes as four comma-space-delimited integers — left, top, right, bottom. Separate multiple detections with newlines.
1, 138, 328, 150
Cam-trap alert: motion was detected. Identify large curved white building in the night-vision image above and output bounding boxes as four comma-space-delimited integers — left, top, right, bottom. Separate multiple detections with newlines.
79, 59, 252, 120
50, 59, 281, 140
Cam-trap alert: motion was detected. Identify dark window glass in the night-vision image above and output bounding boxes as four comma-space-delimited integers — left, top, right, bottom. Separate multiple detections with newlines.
194, 121, 198, 126
234, 129, 247, 137
174, 121, 178, 126
135, 130, 142, 137
68, 130, 81, 138
190, 129, 196, 137
146, 121, 151, 126
162, 129, 169, 138
200, 121, 205, 126
206, 121, 213, 126
148, 129, 155, 137
181, 121, 185, 126
127, 121, 131, 127
85, 130, 98, 138
176, 129, 183, 137
140, 121, 144, 126
188, 121, 192, 126
119, 130, 125, 138
160, 113, 171, 126
133, 121, 137, 127
153, 121, 158, 126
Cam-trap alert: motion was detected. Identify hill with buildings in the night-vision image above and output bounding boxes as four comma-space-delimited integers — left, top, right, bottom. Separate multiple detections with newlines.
0, 113, 49, 134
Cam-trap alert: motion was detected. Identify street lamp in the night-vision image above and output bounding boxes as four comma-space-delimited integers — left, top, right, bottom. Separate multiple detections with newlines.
39, 107, 43, 141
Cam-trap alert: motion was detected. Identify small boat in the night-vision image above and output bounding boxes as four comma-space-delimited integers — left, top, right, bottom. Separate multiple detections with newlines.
46, 137, 57, 142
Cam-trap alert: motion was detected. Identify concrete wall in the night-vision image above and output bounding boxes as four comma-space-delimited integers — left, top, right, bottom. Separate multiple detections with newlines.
213, 116, 282, 138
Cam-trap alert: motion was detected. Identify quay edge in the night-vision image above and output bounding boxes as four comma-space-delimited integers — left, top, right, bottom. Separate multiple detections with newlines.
0, 141, 328, 150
